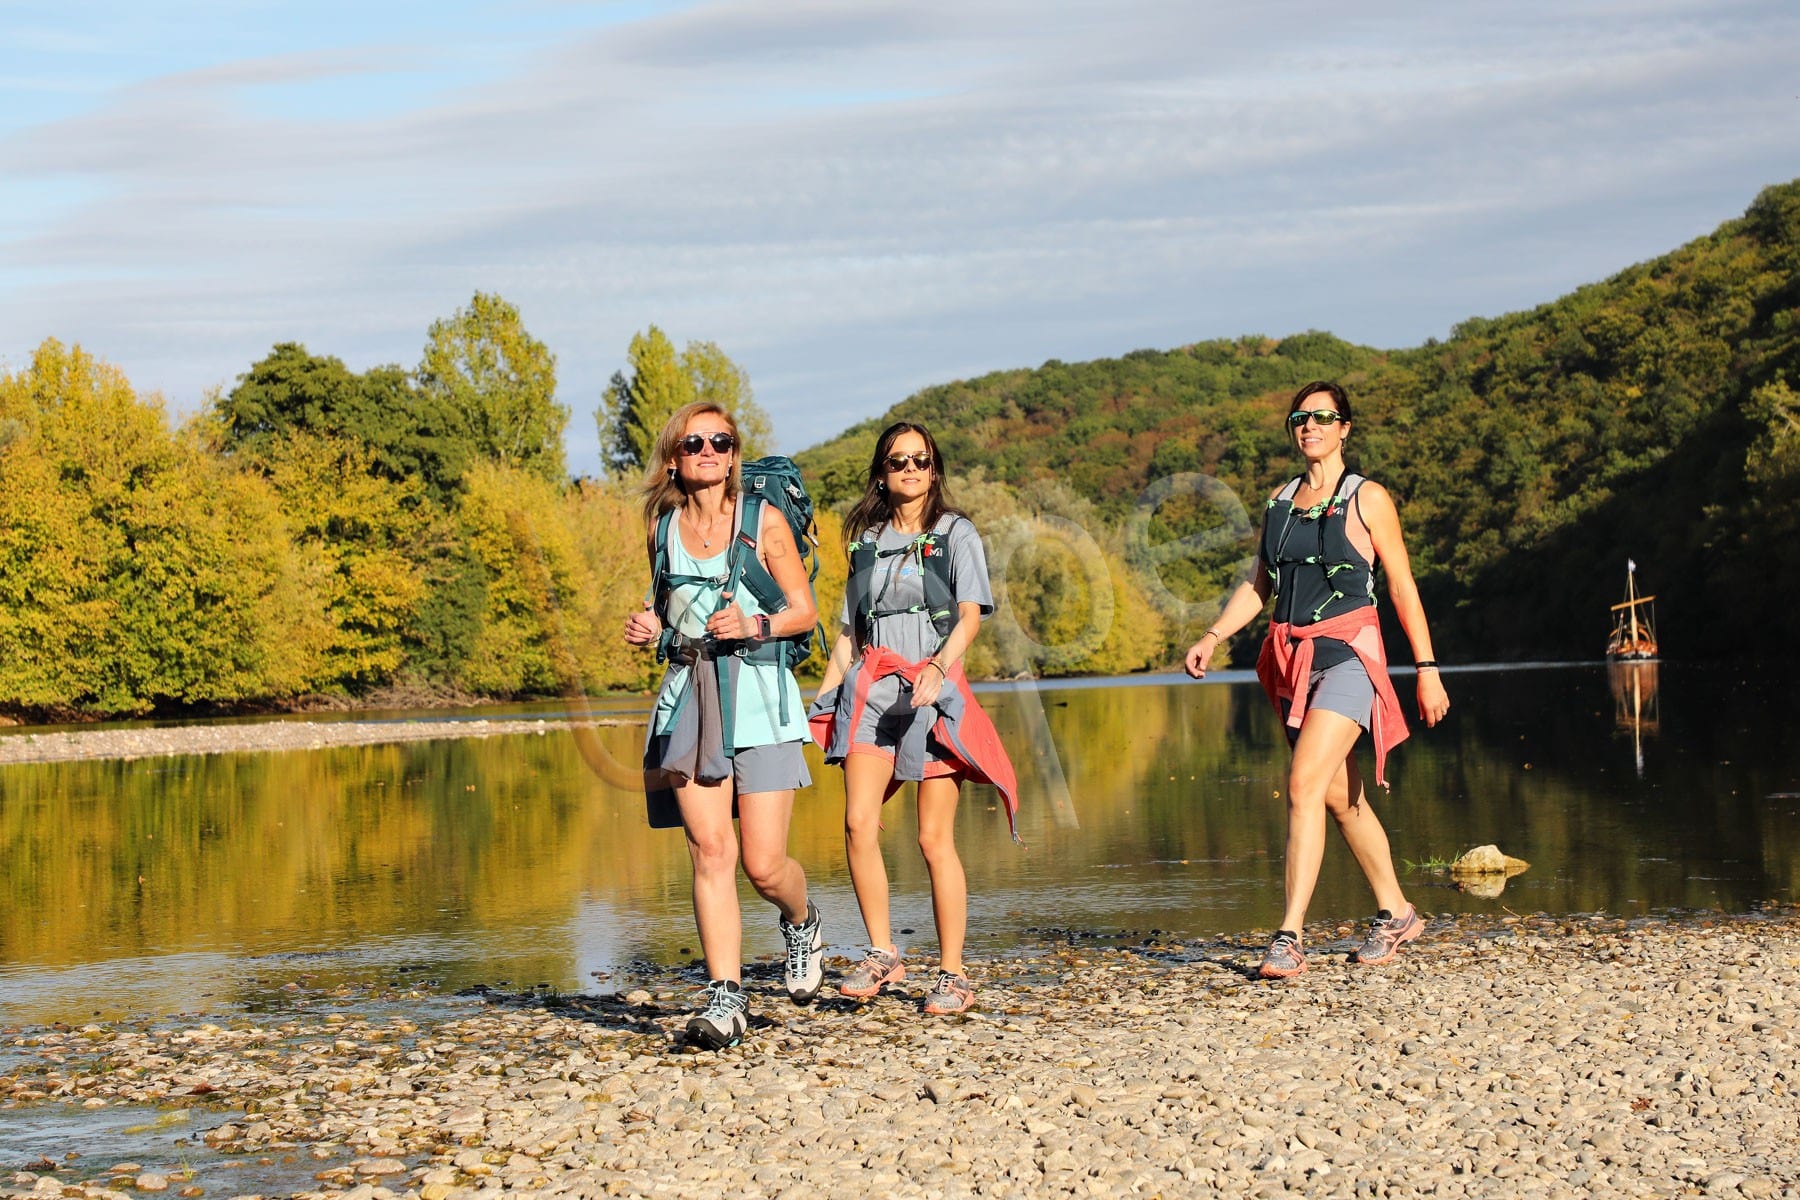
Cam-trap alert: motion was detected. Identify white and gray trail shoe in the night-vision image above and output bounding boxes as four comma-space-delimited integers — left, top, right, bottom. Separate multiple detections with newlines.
685, 980, 749, 1049
780, 902, 825, 1004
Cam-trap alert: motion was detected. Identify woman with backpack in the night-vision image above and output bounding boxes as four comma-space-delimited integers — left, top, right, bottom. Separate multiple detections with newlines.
624, 401, 825, 1049
1182, 381, 1450, 980
810, 421, 1017, 1017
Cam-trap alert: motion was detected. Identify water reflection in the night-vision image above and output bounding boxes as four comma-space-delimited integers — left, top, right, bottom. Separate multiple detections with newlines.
1, 663, 1795, 1024
1608, 660, 1660, 778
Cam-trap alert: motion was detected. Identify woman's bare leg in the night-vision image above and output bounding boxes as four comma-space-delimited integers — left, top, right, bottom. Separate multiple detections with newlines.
916, 776, 966, 973
844, 753, 897, 951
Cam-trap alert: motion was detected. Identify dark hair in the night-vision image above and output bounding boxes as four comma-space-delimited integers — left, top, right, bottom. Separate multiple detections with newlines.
1288, 380, 1352, 424
841, 420, 963, 550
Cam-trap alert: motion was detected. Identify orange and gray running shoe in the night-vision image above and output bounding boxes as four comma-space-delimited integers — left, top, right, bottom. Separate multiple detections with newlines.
838, 947, 906, 999
923, 971, 974, 1015
1258, 930, 1307, 979
1353, 904, 1424, 965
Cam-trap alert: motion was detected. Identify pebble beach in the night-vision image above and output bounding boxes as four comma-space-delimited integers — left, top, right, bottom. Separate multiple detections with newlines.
4, 910, 1796, 1200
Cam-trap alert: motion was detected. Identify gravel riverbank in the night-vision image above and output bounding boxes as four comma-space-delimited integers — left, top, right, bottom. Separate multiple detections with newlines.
4, 910, 1796, 1199
0, 716, 634, 767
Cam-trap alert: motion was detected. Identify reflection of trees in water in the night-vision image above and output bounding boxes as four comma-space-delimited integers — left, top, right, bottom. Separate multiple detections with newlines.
5, 666, 1796, 1004
0, 732, 687, 988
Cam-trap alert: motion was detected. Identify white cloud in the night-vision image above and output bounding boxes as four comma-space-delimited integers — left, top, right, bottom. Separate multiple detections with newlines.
2, 0, 1795, 469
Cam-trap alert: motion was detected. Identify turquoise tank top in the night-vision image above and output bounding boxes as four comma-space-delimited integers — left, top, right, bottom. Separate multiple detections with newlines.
651, 527, 806, 747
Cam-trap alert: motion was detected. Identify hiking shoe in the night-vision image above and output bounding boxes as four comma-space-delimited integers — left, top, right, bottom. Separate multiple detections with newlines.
780, 901, 825, 1004
684, 979, 748, 1050
1353, 904, 1424, 965
838, 947, 906, 999
923, 970, 974, 1015
1258, 930, 1307, 979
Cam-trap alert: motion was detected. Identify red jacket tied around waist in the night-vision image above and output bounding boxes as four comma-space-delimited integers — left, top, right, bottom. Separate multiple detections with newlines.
809, 645, 1021, 842
1255, 606, 1409, 789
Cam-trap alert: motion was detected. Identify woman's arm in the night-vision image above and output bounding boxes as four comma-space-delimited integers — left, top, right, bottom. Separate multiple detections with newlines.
1182, 572, 1271, 678
1359, 483, 1450, 726
704, 505, 818, 641
816, 627, 856, 694
624, 528, 663, 645
910, 600, 982, 709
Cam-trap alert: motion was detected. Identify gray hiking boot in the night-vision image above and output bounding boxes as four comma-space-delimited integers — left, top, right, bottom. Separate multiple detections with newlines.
684, 979, 748, 1049
780, 902, 825, 1004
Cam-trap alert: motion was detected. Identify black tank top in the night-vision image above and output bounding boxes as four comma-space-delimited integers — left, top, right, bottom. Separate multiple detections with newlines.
1260, 472, 1375, 670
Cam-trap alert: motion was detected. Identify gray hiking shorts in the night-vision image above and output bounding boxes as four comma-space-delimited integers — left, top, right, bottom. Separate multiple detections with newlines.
1283, 657, 1374, 743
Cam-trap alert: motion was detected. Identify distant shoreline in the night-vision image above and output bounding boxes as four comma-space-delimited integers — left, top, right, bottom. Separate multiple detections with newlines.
0, 714, 642, 767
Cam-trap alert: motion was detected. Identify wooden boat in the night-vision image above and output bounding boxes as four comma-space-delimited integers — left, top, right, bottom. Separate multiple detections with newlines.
1606, 560, 1658, 660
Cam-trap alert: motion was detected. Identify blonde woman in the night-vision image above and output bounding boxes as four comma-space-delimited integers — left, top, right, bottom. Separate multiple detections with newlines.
624, 401, 823, 1048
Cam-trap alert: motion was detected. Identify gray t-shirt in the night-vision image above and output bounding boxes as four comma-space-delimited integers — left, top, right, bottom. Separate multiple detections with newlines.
839, 514, 993, 661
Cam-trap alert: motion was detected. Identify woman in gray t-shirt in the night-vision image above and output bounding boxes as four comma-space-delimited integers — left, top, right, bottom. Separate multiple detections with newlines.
813, 421, 1005, 1017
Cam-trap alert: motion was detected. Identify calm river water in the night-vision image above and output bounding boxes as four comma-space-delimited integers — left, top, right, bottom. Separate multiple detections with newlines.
2, 661, 1795, 1025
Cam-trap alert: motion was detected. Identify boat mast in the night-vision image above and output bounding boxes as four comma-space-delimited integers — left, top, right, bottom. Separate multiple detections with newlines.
1627, 561, 1639, 647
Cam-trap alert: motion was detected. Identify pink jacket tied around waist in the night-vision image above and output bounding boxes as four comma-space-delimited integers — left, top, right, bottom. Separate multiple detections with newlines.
1255, 605, 1408, 789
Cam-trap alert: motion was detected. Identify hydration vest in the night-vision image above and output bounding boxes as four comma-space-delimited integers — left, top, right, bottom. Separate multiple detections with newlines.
846, 514, 966, 652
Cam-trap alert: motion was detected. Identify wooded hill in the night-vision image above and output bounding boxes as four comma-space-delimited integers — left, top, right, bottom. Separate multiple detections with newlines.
798, 179, 1800, 666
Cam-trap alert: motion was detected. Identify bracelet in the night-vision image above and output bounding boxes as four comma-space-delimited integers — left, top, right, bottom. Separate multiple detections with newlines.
1201, 628, 1222, 641
925, 659, 947, 677
1414, 660, 1439, 670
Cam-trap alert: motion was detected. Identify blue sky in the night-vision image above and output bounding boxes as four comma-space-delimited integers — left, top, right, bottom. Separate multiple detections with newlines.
3, 0, 1795, 476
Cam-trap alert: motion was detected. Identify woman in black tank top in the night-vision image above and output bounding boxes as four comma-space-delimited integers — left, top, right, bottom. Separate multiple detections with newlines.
1183, 381, 1451, 980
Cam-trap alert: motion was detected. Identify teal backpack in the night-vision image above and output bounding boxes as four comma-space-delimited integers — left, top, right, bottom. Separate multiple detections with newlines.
651, 456, 821, 676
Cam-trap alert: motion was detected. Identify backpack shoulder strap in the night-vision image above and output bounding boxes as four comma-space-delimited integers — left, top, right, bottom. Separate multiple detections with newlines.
651, 508, 676, 615
725, 493, 788, 613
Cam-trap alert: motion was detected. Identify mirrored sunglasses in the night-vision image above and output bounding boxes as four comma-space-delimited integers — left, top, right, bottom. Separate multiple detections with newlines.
1286, 409, 1347, 428
883, 452, 933, 472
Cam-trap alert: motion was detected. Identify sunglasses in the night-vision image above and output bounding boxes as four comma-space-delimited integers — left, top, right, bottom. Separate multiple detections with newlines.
883, 452, 934, 472
678, 432, 737, 455
1286, 409, 1348, 428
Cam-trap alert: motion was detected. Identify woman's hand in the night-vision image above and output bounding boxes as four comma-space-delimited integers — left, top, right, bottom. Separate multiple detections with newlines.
624, 600, 662, 646
1416, 670, 1450, 727
1183, 632, 1220, 678
910, 660, 946, 709
705, 597, 755, 641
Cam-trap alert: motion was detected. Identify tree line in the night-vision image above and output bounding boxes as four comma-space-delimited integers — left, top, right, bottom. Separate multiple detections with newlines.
4, 180, 1797, 718
0, 300, 800, 719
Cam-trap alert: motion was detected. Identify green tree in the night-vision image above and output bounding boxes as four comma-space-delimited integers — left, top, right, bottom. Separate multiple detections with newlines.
0, 340, 297, 715
257, 433, 432, 692
598, 326, 772, 473
419, 292, 568, 483
213, 343, 473, 499
454, 462, 603, 696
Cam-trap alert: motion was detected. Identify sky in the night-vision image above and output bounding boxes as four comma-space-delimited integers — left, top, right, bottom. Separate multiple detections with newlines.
2, 0, 1795, 477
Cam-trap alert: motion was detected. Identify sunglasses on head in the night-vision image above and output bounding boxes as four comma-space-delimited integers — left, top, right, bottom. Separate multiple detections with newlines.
1287, 409, 1347, 428
678, 432, 737, 455
883, 452, 933, 472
